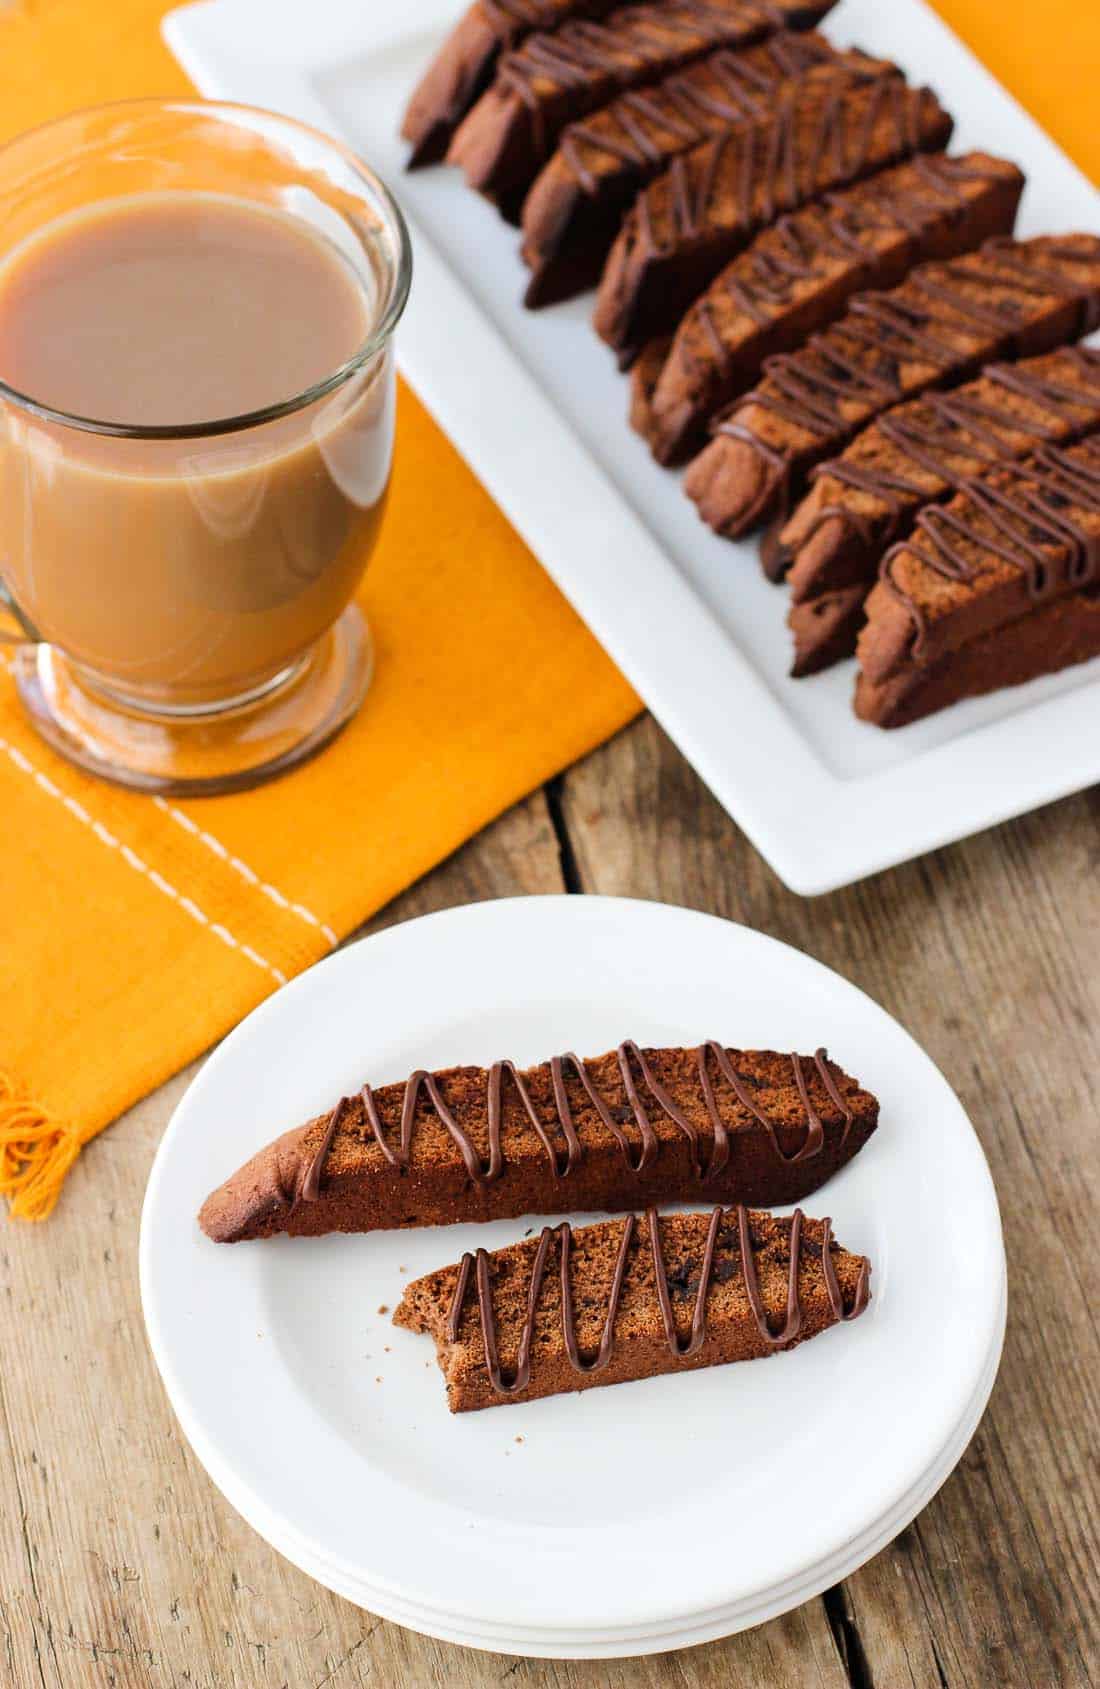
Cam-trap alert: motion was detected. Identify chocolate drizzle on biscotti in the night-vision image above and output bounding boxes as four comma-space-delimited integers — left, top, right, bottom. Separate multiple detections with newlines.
686, 234, 1100, 539
639, 151, 1024, 465
854, 433, 1100, 724
879, 438, 1100, 650
401, 0, 623, 168
443, 1204, 870, 1395
778, 348, 1100, 676
299, 1041, 850, 1199
295, 1094, 348, 1203
689, 155, 996, 367
555, 32, 836, 192
637, 73, 926, 259
492, 0, 788, 164
521, 34, 864, 305
199, 1045, 878, 1244
798, 348, 1100, 560
594, 74, 953, 353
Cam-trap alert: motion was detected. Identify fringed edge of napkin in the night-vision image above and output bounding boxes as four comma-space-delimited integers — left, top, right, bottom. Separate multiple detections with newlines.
0, 1072, 83, 1221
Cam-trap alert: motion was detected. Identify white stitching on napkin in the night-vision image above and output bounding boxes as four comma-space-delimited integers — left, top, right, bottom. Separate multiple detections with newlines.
0, 736, 288, 986
151, 798, 339, 948
0, 655, 337, 952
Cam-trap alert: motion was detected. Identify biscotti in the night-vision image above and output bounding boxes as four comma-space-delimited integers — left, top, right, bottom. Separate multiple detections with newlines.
853, 435, 1100, 722
629, 335, 673, 435
593, 75, 953, 354
638, 152, 1024, 465
786, 585, 869, 676
519, 31, 856, 306
785, 346, 1100, 674
198, 1041, 879, 1242
684, 235, 1100, 541
854, 581, 1100, 727
394, 1204, 871, 1411
402, 0, 621, 169
448, 0, 833, 216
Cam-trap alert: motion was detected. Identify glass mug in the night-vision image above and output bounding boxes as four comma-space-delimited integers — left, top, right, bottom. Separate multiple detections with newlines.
0, 100, 411, 793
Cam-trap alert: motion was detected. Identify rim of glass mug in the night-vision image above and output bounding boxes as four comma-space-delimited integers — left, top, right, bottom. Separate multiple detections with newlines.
0, 96, 413, 442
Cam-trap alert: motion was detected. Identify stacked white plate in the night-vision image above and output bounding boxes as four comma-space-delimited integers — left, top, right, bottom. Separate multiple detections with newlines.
140, 897, 1006, 1658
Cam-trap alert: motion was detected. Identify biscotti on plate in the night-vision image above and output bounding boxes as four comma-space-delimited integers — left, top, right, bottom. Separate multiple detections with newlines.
684, 234, 1100, 542
448, 0, 834, 216
856, 584, 1100, 727
394, 1203, 871, 1411
593, 73, 954, 355
402, 0, 619, 168
783, 345, 1100, 674
198, 1041, 879, 1242
519, 30, 857, 306
853, 433, 1100, 726
635, 151, 1024, 465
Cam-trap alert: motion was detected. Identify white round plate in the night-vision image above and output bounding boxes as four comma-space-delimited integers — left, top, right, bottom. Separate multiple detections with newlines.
141, 896, 1005, 1656
227, 1270, 1005, 1658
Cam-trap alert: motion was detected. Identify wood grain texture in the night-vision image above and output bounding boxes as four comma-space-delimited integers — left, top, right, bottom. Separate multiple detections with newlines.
558, 716, 1100, 1689
2, 726, 1098, 1686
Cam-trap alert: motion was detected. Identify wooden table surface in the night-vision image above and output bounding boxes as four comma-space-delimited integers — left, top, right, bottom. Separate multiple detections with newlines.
2, 715, 1097, 1688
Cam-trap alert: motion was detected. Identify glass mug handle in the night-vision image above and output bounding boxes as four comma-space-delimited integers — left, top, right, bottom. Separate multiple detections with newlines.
0, 578, 39, 646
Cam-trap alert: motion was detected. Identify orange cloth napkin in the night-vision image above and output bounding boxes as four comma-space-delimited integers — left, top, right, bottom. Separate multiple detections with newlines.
0, 0, 1096, 1220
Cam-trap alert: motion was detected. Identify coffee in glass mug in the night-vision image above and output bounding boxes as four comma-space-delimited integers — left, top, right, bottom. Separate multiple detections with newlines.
0, 100, 412, 792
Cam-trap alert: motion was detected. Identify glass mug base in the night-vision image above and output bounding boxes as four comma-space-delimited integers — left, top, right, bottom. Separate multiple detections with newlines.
12, 605, 373, 795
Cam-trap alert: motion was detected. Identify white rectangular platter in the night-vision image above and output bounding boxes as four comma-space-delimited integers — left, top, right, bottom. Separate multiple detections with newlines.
164, 0, 1100, 893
